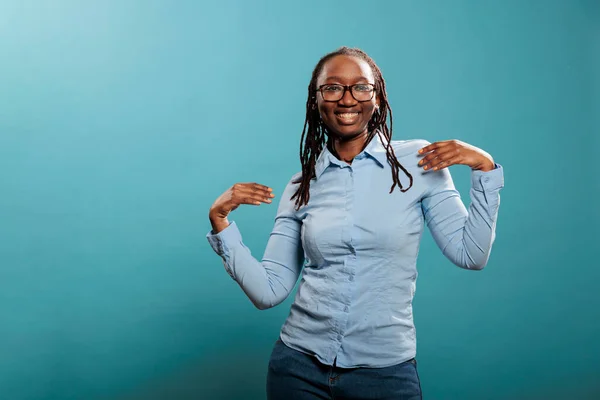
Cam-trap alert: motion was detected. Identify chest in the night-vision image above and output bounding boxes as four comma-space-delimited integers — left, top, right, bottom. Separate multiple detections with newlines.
299, 163, 425, 264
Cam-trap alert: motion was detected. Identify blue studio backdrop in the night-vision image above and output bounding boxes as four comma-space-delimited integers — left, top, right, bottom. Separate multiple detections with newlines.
0, 1, 598, 399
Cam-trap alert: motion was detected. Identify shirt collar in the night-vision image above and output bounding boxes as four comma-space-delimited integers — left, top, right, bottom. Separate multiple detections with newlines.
363, 133, 390, 168
314, 132, 389, 180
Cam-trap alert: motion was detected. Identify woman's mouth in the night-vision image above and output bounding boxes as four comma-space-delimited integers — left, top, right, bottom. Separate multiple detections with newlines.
335, 112, 360, 124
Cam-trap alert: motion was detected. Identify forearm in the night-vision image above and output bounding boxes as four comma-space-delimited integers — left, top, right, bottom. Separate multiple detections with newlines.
223, 236, 301, 309
425, 165, 504, 270
442, 186, 500, 269
206, 219, 303, 310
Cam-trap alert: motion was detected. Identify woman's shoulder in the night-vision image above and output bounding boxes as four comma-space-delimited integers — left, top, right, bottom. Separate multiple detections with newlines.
289, 171, 304, 185
389, 138, 453, 191
389, 138, 431, 159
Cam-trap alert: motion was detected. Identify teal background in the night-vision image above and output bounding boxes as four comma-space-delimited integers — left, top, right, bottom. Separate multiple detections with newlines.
0, 1, 598, 399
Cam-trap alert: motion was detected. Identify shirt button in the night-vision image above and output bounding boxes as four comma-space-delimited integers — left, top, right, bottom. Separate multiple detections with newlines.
349, 275, 354, 282
337, 334, 342, 340
344, 306, 349, 312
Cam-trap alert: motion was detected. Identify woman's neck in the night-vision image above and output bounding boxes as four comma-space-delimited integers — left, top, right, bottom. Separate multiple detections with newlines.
331, 131, 371, 164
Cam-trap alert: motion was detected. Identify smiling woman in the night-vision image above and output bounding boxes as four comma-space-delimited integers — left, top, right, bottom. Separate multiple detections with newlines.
206, 47, 504, 400
316, 56, 379, 139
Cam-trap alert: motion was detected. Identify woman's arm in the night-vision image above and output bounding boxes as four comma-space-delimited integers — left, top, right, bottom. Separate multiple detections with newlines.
418, 140, 504, 269
206, 177, 304, 309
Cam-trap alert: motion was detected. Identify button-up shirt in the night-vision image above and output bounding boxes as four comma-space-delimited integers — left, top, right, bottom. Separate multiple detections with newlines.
207, 136, 504, 368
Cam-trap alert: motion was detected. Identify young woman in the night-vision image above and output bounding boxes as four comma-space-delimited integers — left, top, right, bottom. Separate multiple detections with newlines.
207, 47, 504, 400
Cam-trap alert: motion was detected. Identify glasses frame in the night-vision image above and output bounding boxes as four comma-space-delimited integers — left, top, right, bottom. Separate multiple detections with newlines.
316, 83, 376, 102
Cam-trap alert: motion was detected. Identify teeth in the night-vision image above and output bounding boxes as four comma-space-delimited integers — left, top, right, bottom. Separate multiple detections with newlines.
337, 113, 358, 118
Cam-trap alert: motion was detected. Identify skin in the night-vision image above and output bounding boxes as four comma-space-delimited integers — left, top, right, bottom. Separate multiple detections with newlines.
418, 140, 495, 172
315, 55, 379, 164
209, 55, 495, 233
209, 182, 274, 233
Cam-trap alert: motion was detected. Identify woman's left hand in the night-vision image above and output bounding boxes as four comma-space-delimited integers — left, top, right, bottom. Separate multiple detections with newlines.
418, 140, 495, 172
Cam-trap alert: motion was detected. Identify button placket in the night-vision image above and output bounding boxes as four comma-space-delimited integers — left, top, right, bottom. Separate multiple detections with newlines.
332, 166, 355, 359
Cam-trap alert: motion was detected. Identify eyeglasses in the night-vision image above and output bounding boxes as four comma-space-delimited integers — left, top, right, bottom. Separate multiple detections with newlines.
316, 84, 376, 102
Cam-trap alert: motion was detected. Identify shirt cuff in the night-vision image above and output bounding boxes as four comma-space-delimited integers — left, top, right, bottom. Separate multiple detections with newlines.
471, 163, 504, 192
206, 221, 242, 257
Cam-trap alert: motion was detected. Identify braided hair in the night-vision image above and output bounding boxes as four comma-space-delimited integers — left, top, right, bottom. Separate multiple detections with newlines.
291, 46, 413, 210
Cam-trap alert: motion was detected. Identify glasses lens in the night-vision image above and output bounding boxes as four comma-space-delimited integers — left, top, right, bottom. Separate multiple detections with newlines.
352, 84, 374, 101
321, 85, 344, 101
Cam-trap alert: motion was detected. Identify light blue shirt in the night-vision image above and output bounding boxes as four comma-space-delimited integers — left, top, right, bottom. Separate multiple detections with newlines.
206, 136, 504, 368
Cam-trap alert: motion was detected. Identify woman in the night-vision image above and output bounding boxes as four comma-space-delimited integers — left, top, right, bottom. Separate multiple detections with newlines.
207, 47, 504, 400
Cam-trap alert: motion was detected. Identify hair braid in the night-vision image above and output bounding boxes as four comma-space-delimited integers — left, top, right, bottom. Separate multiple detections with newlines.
291, 47, 413, 209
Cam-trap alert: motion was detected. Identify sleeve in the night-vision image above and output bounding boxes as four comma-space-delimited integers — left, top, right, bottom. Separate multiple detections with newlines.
206, 176, 304, 309
421, 164, 504, 270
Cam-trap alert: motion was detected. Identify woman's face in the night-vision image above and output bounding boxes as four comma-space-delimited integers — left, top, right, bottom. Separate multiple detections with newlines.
316, 55, 379, 141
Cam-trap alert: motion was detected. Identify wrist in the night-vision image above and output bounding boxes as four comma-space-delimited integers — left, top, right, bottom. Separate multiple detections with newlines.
209, 209, 230, 234
478, 164, 495, 172
472, 158, 495, 172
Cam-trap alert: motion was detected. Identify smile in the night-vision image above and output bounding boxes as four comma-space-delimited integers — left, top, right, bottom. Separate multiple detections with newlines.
335, 112, 360, 123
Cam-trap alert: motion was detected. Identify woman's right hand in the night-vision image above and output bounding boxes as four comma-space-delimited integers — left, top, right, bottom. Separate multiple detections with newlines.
208, 182, 275, 233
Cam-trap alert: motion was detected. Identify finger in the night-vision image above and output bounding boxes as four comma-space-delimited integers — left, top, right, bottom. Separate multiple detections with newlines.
236, 182, 272, 193
250, 182, 272, 191
238, 196, 270, 206
235, 186, 276, 202
233, 184, 275, 203
418, 147, 459, 168
235, 192, 275, 206
430, 155, 463, 171
249, 183, 275, 198
418, 140, 453, 155
418, 152, 438, 167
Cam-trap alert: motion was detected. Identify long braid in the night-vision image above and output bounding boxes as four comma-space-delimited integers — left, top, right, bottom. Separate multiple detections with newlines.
291, 47, 413, 209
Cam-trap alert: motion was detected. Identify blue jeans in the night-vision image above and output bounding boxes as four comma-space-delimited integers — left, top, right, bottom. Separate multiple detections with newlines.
267, 339, 423, 400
